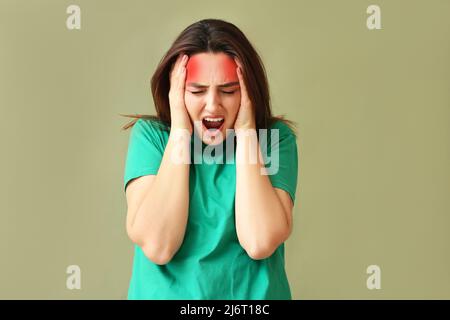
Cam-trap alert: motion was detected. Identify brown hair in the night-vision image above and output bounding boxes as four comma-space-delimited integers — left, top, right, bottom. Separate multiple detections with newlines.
119, 18, 297, 136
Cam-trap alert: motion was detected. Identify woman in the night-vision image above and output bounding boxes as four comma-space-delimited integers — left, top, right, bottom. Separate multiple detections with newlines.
122, 18, 299, 299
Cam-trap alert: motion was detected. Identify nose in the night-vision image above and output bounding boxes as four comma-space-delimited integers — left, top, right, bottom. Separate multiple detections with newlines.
203, 90, 222, 113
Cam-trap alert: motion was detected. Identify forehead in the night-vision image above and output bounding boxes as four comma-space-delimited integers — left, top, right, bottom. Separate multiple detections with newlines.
186, 52, 237, 83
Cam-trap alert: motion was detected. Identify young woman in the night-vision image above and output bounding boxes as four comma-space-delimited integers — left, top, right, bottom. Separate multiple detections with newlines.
122, 18, 299, 300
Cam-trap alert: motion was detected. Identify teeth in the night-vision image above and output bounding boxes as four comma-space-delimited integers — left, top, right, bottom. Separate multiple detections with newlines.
204, 117, 224, 122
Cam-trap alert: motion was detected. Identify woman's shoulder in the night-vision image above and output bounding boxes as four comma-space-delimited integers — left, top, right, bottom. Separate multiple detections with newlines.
133, 117, 169, 132
130, 117, 170, 145
268, 119, 297, 140
131, 118, 170, 135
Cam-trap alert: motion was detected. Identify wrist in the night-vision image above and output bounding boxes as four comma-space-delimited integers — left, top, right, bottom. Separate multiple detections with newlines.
235, 126, 257, 139
170, 121, 193, 135
234, 118, 256, 130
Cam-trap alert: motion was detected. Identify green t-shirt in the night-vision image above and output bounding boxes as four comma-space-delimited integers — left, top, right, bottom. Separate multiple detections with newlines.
123, 118, 298, 300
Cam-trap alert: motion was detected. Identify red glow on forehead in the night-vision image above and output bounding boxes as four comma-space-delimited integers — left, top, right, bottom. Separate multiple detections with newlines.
186, 56, 200, 83
186, 53, 238, 85
222, 55, 238, 81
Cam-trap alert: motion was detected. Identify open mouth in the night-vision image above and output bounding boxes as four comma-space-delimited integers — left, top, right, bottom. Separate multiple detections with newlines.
202, 117, 225, 131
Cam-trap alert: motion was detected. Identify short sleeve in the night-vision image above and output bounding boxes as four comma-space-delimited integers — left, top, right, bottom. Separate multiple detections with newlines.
261, 121, 299, 204
123, 118, 168, 192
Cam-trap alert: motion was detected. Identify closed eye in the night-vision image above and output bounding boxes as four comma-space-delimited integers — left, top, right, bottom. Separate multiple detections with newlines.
189, 90, 236, 95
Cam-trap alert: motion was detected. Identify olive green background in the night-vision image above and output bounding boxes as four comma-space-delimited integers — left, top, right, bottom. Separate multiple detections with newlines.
0, 0, 449, 299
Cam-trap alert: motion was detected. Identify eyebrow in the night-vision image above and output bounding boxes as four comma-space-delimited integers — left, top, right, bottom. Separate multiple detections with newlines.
186, 81, 240, 88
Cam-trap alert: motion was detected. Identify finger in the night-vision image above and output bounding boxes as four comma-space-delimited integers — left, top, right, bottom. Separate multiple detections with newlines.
175, 54, 184, 76
170, 53, 184, 79
170, 54, 182, 73
233, 57, 247, 94
174, 54, 189, 83
177, 54, 188, 79
177, 54, 189, 86
177, 64, 186, 91
233, 57, 243, 70
181, 54, 189, 67
236, 65, 249, 103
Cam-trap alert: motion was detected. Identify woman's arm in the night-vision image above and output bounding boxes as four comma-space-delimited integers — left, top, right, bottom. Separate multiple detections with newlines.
126, 53, 193, 265
235, 129, 293, 260
126, 130, 191, 265
232, 58, 293, 260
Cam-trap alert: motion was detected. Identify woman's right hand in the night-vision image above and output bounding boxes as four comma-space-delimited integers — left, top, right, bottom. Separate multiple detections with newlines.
168, 53, 193, 135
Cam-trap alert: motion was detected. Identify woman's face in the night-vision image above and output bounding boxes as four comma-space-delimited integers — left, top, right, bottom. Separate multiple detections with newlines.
184, 52, 241, 145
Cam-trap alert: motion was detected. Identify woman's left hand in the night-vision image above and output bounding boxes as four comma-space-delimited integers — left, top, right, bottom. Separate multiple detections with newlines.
234, 58, 256, 131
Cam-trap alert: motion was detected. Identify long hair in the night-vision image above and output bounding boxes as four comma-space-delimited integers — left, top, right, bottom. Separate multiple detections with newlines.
119, 18, 297, 136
